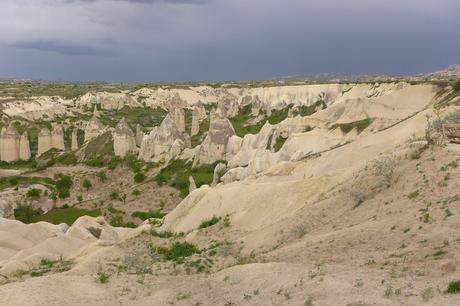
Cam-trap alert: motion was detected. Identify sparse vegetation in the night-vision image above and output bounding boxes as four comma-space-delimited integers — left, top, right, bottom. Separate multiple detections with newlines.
273, 136, 287, 152
446, 280, 460, 293
199, 216, 221, 229
132, 210, 165, 221
152, 241, 200, 263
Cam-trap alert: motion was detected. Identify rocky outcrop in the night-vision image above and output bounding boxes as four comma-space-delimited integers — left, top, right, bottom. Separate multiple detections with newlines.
139, 115, 189, 161
0, 124, 20, 162
172, 108, 185, 133
189, 176, 197, 193
113, 117, 137, 157
84, 109, 105, 142
191, 102, 208, 136
71, 128, 79, 151
194, 111, 236, 165
135, 124, 143, 147
212, 162, 227, 186
37, 124, 65, 156
76, 92, 138, 110
19, 132, 31, 160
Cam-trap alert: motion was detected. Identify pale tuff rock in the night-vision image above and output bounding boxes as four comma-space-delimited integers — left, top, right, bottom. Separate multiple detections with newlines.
84, 108, 105, 142
172, 108, 186, 133
188, 176, 197, 193
191, 102, 208, 137
51, 124, 65, 151
19, 132, 31, 160
0, 123, 20, 162
194, 112, 236, 165
1, 96, 70, 121
113, 117, 137, 157
76, 92, 138, 110
251, 95, 262, 116
139, 114, 188, 161
37, 124, 65, 156
135, 124, 144, 147
71, 128, 79, 151
37, 128, 52, 156
228, 121, 278, 168
212, 162, 227, 186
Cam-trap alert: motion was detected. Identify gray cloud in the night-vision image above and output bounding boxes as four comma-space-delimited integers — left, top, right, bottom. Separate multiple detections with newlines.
0, 0, 459, 81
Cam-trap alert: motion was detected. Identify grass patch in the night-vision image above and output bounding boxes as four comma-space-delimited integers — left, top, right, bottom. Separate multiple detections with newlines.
199, 216, 221, 229
153, 241, 200, 263
16, 206, 101, 225
99, 106, 167, 129
155, 159, 223, 198
0, 175, 56, 191
131, 210, 165, 221
330, 118, 374, 134
273, 136, 287, 152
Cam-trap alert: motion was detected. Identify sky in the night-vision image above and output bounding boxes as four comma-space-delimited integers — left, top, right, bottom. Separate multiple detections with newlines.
0, 0, 459, 82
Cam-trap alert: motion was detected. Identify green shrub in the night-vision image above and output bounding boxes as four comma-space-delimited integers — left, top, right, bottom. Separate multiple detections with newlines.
132, 210, 165, 220
446, 280, 460, 293
26, 188, 42, 200
199, 216, 221, 229
134, 172, 145, 183
132, 189, 141, 196
453, 80, 460, 92
407, 190, 419, 199
273, 136, 287, 152
96, 171, 107, 182
14, 203, 44, 223
96, 271, 111, 283
154, 242, 200, 262
54, 174, 72, 199
110, 191, 120, 200
82, 179, 92, 190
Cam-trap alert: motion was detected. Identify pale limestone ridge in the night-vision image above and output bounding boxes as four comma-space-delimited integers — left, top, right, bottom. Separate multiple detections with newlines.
172, 108, 185, 133
135, 124, 143, 147
113, 117, 137, 157
191, 102, 207, 136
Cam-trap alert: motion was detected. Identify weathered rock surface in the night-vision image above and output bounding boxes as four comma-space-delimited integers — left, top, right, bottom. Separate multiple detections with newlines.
113, 118, 137, 157
37, 124, 65, 156
71, 128, 79, 151
0, 123, 20, 162
194, 112, 236, 165
139, 114, 189, 161
84, 109, 105, 142
19, 132, 31, 160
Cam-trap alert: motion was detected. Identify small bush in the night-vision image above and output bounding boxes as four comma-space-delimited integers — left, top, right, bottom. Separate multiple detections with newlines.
453, 80, 460, 92
132, 189, 141, 196
96, 271, 110, 283
96, 171, 107, 182
110, 191, 119, 200
82, 179, 92, 191
134, 172, 145, 183
132, 210, 165, 221
199, 216, 221, 229
153, 241, 200, 263
26, 188, 42, 200
55, 174, 73, 199
407, 190, 419, 199
446, 280, 460, 293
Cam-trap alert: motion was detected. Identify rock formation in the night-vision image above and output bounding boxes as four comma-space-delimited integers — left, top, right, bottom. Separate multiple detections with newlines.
194, 111, 236, 165
188, 176, 197, 193
51, 124, 65, 151
37, 127, 52, 156
71, 129, 79, 151
84, 108, 105, 142
113, 117, 137, 157
172, 108, 185, 133
139, 114, 189, 161
19, 132, 31, 160
0, 123, 20, 162
212, 162, 227, 186
135, 124, 143, 147
37, 124, 65, 156
191, 103, 208, 136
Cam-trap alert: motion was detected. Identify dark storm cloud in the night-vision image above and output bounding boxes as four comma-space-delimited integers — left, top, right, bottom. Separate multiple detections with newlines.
0, 0, 459, 81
